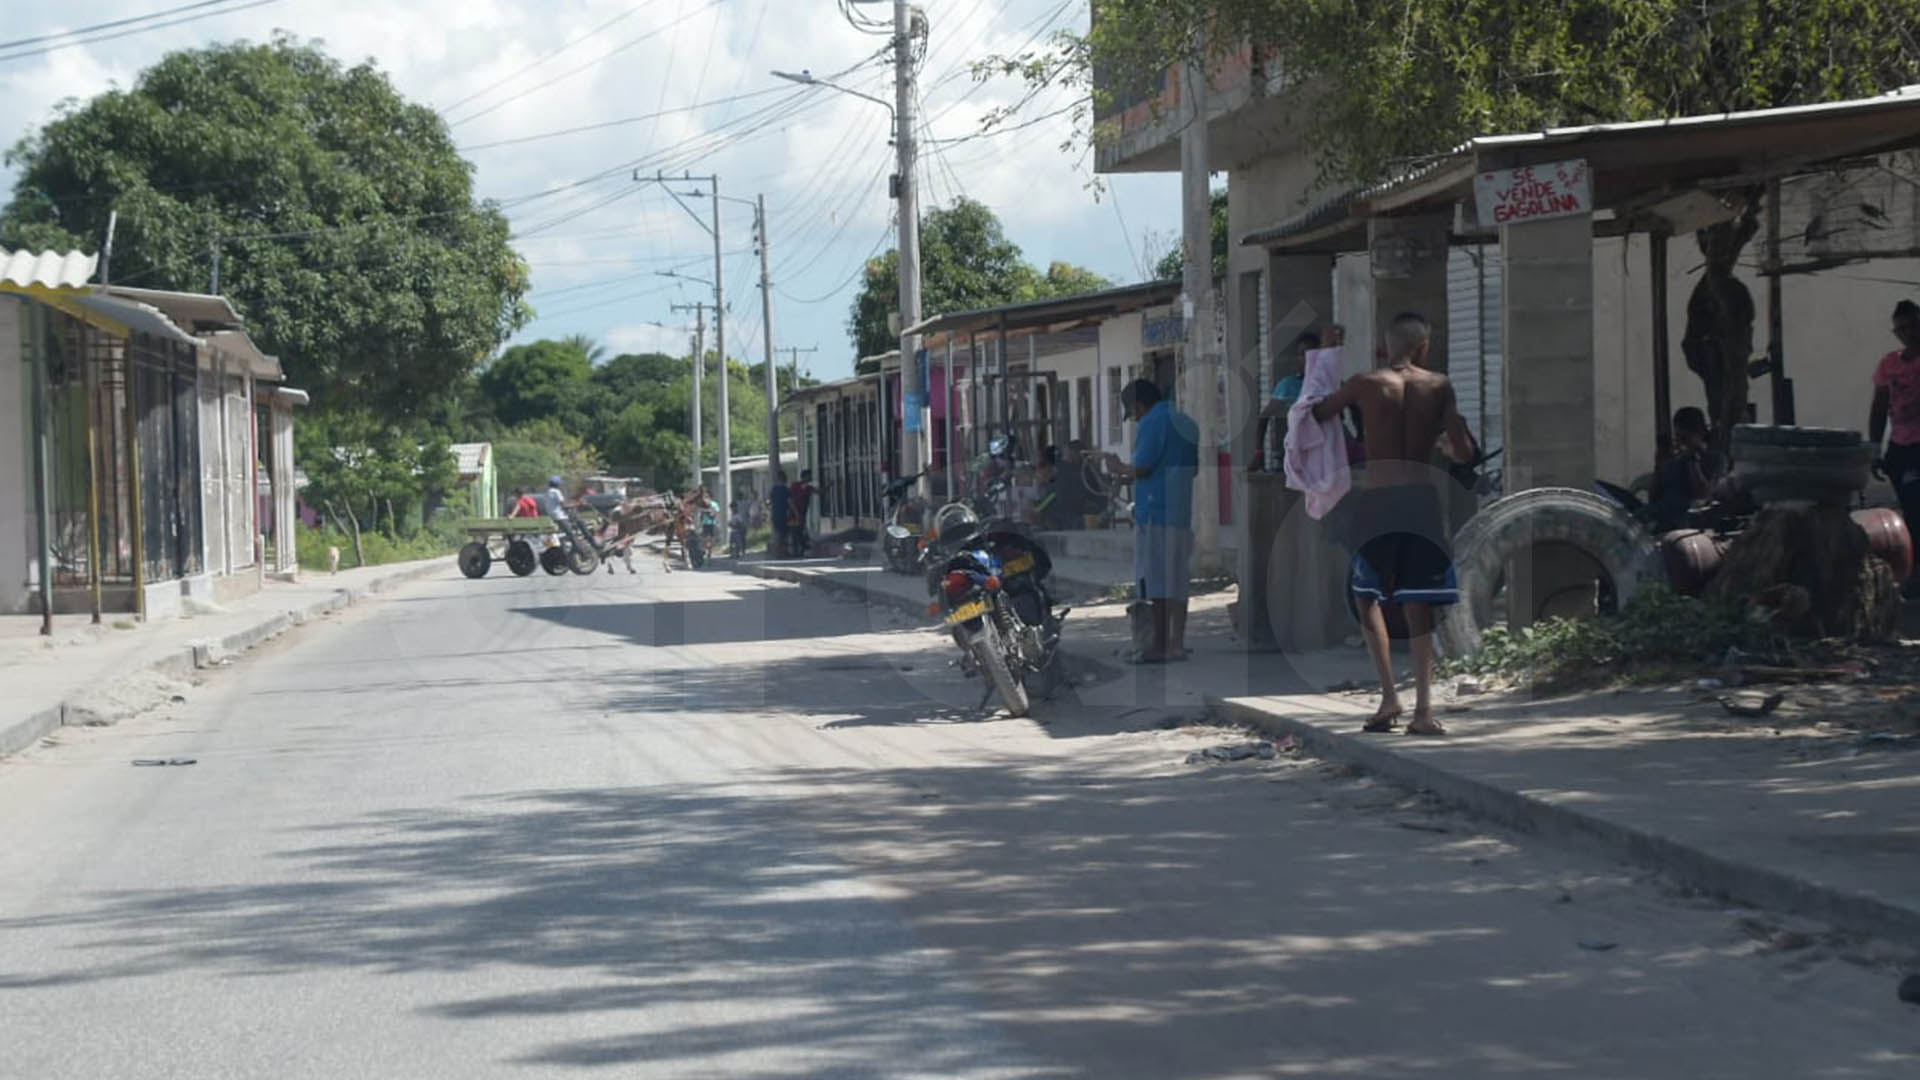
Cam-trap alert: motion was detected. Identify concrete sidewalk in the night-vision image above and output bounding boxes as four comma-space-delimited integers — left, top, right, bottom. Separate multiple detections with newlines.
731, 551, 1920, 952
0, 557, 452, 757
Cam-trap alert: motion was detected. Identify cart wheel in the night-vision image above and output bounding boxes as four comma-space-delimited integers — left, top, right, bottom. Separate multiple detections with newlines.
505, 540, 537, 577
540, 546, 569, 576
568, 545, 602, 575
458, 541, 491, 579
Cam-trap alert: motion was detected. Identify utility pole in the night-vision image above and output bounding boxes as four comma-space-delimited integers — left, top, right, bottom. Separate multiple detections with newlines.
1180, 30, 1222, 568
893, 0, 926, 495
755, 194, 781, 483
783, 345, 819, 387
710, 181, 732, 513
639, 171, 732, 511
671, 301, 707, 488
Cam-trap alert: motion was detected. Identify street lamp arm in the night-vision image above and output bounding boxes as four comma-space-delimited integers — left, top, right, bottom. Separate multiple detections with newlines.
771, 69, 894, 119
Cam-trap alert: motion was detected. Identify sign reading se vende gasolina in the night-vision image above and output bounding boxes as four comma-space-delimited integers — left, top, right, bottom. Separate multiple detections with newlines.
1473, 159, 1592, 227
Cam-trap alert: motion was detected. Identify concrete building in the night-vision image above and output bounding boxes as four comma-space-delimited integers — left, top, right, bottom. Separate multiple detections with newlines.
450, 442, 498, 518
1, 250, 306, 624
1098, 40, 1920, 649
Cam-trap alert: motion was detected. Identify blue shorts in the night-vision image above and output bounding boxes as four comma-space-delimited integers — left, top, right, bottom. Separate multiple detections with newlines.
1346, 485, 1458, 607
1134, 523, 1193, 601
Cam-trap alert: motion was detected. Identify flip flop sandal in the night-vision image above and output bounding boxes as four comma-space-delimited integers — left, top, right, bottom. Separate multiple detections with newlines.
1405, 718, 1449, 737
1362, 716, 1401, 733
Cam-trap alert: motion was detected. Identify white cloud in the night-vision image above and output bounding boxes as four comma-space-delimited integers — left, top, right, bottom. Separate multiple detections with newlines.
603, 321, 692, 357
0, 1, 1180, 378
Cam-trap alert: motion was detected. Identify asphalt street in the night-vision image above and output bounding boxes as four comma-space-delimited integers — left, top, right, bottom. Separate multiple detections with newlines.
2, 564, 1916, 1079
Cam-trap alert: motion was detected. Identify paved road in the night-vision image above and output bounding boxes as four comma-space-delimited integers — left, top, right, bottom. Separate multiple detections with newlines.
3, 565, 1916, 1079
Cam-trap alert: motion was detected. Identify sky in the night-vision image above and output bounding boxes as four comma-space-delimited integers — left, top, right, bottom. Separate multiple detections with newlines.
0, 0, 1182, 382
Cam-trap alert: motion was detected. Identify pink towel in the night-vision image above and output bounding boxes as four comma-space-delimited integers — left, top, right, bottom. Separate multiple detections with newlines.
1283, 346, 1351, 520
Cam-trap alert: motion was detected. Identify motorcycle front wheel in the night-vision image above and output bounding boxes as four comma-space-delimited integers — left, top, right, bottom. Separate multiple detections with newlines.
970, 620, 1030, 718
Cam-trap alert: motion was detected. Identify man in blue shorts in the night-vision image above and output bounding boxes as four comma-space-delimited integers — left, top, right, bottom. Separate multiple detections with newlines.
1311, 313, 1475, 735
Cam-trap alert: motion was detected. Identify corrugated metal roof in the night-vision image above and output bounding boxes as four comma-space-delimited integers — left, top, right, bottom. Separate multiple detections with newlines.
67, 291, 203, 349
0, 248, 98, 290
1241, 87, 1920, 251
204, 328, 282, 381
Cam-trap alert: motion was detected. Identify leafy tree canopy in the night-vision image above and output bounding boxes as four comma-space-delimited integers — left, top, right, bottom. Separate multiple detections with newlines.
1018, 1, 1920, 186
479, 339, 594, 429
1152, 188, 1226, 281
0, 34, 530, 418
849, 197, 1111, 357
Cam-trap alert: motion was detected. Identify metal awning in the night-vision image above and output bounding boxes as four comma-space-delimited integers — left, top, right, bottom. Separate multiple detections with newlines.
272, 387, 310, 407
902, 279, 1182, 341
1242, 85, 1920, 253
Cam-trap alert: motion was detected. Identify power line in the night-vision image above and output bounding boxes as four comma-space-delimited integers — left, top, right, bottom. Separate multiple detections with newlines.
0, 0, 280, 63
438, 0, 665, 117
0, 0, 243, 52
457, 84, 796, 152
776, 219, 894, 305
448, 0, 726, 127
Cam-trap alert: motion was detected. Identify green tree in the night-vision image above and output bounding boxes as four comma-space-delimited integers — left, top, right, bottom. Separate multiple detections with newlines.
479, 339, 594, 429
1152, 188, 1226, 281
848, 197, 1110, 357
493, 418, 601, 498
0, 34, 530, 419
296, 407, 457, 564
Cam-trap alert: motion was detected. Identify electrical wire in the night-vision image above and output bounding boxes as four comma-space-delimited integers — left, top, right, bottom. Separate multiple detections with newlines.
456, 84, 796, 152
438, 0, 665, 117
0, 0, 246, 52
448, 0, 725, 127
0, 0, 280, 63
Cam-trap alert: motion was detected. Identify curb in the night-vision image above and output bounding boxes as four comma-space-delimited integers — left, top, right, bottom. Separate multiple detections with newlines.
1208, 695, 1920, 951
731, 560, 929, 618
0, 557, 451, 759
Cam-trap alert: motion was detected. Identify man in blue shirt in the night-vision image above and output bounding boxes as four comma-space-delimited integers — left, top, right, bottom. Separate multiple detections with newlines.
1105, 378, 1199, 662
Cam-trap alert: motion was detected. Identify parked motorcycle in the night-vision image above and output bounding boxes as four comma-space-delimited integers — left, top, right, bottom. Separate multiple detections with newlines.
881, 470, 927, 575
924, 502, 1068, 717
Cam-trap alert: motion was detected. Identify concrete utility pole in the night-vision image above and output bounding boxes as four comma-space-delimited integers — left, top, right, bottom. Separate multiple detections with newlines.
671, 300, 707, 488
639, 171, 732, 509
893, 0, 926, 495
783, 345, 819, 387
710, 181, 732, 512
1180, 31, 1222, 567
755, 194, 780, 482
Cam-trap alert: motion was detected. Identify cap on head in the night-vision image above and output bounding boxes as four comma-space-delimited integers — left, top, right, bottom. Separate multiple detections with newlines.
549, 475, 563, 487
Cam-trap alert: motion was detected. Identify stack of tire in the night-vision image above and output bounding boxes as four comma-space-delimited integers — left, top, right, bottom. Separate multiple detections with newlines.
1728, 424, 1871, 507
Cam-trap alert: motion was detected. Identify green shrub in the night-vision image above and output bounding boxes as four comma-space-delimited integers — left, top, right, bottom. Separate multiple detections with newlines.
295, 523, 460, 571
1444, 586, 1760, 686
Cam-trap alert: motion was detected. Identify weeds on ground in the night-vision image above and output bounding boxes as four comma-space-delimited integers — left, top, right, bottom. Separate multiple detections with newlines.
1444, 586, 1761, 688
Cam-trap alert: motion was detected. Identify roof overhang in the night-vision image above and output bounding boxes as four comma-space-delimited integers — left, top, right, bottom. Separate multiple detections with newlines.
903, 279, 1182, 342
62, 291, 203, 350
103, 285, 243, 332
0, 249, 98, 293
1242, 86, 1920, 253
204, 328, 283, 380
272, 387, 311, 407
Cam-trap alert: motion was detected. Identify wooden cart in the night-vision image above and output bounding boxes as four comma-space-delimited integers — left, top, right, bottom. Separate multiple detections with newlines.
456, 518, 555, 578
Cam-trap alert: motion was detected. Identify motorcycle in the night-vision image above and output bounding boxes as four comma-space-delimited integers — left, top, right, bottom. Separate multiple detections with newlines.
881, 470, 927, 575
925, 506, 1068, 717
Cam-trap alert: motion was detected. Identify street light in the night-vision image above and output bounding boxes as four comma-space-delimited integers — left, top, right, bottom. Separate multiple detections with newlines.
772, 69, 895, 125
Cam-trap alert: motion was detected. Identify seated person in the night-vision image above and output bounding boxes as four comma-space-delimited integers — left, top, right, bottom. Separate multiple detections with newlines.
1648, 407, 1724, 531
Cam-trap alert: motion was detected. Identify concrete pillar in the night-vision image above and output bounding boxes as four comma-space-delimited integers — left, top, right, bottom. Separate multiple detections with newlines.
1238, 253, 1338, 651
0, 298, 26, 614
1369, 214, 1451, 375
1500, 212, 1595, 488
1500, 211, 1597, 627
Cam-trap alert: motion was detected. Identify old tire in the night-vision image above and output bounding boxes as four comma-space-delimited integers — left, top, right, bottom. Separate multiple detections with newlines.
505, 540, 537, 577
540, 545, 569, 576
972, 621, 1030, 718
1435, 487, 1663, 659
458, 541, 491, 579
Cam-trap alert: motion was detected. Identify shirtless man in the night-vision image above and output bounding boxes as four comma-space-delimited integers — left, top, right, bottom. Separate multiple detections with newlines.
1312, 312, 1475, 736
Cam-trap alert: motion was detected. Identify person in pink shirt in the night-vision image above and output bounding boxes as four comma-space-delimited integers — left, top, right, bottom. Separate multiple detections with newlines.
1870, 299, 1920, 550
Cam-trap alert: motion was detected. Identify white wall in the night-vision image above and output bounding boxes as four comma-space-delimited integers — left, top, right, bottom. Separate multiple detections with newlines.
0, 298, 27, 613
1096, 314, 1146, 456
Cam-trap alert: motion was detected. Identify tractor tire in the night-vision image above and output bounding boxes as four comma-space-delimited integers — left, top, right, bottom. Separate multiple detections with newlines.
540, 546, 570, 576
567, 544, 601, 576
505, 540, 537, 577
458, 541, 491, 579
1435, 487, 1663, 659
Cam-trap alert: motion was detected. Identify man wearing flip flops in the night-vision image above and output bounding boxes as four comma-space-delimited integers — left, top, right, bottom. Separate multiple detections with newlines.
1105, 379, 1200, 664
